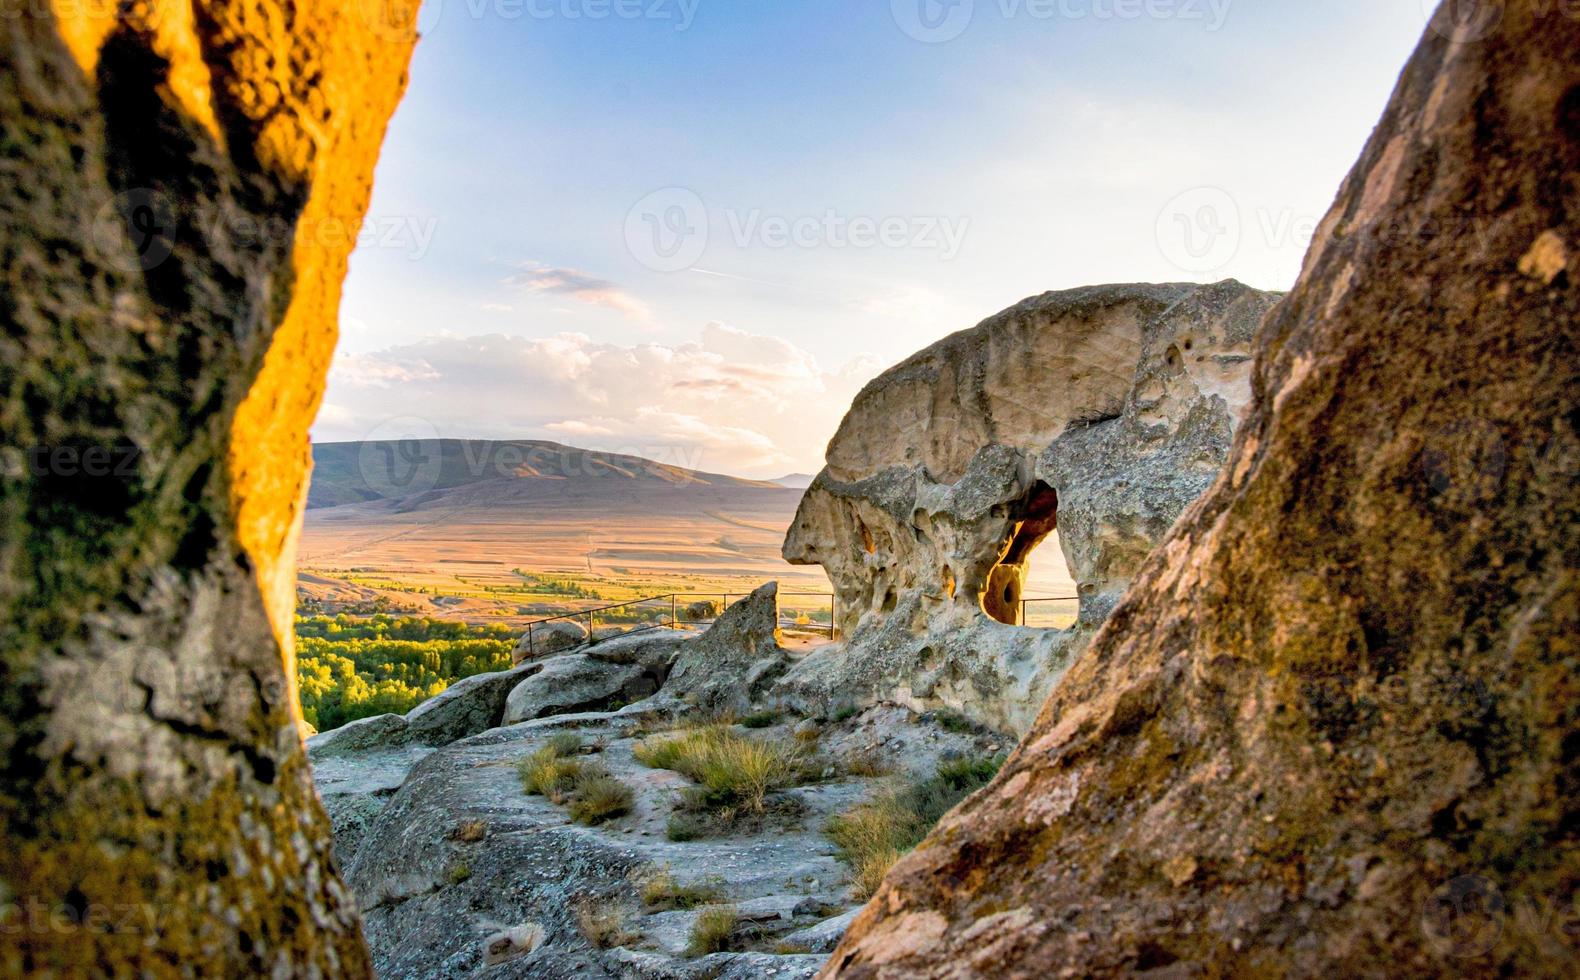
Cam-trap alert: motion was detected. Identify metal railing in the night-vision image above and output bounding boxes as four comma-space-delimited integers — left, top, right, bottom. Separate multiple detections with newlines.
1019, 595, 1081, 630
521, 591, 838, 658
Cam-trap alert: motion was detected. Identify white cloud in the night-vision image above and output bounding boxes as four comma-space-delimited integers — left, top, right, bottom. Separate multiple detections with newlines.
314, 324, 884, 478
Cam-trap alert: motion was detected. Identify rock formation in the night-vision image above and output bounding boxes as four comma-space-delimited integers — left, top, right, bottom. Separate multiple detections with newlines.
780, 280, 1279, 732
824, 3, 1578, 975
0, 2, 416, 974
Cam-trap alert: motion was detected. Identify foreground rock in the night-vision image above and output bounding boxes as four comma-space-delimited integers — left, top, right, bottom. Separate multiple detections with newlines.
780, 280, 1279, 732
0, 4, 415, 973
826, 6, 1579, 977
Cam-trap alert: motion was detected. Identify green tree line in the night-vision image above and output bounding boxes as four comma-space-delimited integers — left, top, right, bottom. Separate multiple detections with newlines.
296, 615, 515, 732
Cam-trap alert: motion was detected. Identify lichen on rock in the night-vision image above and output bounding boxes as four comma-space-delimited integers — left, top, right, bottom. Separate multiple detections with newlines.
0, 2, 417, 973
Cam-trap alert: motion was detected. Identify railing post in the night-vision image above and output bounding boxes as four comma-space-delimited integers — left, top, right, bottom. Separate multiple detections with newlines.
671, 594, 678, 631
527, 622, 535, 658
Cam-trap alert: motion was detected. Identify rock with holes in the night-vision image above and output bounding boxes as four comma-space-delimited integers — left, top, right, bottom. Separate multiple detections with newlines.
824, 6, 1579, 975
779, 281, 1279, 732
513, 619, 589, 665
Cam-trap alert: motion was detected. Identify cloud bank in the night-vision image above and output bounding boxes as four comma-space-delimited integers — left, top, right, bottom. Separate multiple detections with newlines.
315, 324, 883, 478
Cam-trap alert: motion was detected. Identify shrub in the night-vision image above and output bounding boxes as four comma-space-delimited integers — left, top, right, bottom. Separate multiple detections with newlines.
686, 905, 739, 957
740, 710, 780, 729
832, 705, 860, 723
445, 861, 472, 885
639, 866, 726, 911
826, 753, 1005, 898
567, 767, 635, 826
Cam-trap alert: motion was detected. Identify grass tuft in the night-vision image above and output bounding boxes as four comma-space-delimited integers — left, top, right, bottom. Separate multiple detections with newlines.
452, 819, 487, 843
827, 753, 1005, 898
740, 710, 781, 729
634, 724, 813, 814
686, 905, 739, 957
567, 766, 635, 825
445, 861, 472, 885
639, 866, 726, 911
576, 897, 640, 949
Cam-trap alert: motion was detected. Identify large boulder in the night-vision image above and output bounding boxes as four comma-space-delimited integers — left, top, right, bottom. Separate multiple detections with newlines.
306, 713, 411, 759
514, 619, 589, 664
825, 5, 1578, 976
780, 281, 1279, 732
406, 661, 542, 746
503, 652, 667, 724
658, 582, 793, 715
0, 3, 416, 973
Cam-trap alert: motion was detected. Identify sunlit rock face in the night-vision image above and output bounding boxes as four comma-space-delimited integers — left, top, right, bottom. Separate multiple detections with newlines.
824, 4, 1580, 976
778, 281, 1279, 733
0, 2, 416, 973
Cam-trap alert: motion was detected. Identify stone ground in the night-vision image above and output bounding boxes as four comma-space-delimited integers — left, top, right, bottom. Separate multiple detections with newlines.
314, 698, 1004, 978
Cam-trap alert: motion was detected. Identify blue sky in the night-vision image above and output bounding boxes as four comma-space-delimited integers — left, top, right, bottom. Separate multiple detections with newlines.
319, 0, 1431, 478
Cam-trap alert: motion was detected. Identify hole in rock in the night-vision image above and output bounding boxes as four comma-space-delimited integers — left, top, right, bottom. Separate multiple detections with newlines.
983, 481, 1077, 628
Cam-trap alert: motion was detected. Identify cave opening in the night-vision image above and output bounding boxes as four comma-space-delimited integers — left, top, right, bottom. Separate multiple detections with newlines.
983, 481, 1074, 627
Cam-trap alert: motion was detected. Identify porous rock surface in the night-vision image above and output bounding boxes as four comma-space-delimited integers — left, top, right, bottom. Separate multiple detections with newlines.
0, 2, 415, 974
781, 280, 1278, 732
824, 4, 1578, 976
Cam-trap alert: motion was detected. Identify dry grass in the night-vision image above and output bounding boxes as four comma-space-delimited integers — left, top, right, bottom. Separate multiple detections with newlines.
827, 753, 1005, 898
576, 897, 640, 949
566, 766, 635, 825
518, 745, 583, 801
634, 724, 812, 814
638, 865, 726, 911
452, 820, 487, 843
520, 738, 633, 825
685, 905, 739, 957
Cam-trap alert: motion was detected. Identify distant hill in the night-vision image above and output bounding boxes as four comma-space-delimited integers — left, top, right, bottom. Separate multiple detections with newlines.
769, 473, 816, 489
308, 439, 781, 510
